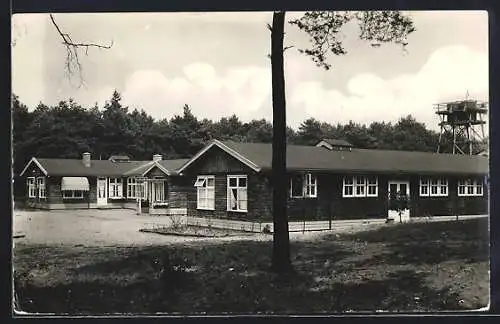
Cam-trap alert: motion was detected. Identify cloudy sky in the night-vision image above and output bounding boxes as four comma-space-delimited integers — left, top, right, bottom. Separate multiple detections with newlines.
12, 11, 488, 130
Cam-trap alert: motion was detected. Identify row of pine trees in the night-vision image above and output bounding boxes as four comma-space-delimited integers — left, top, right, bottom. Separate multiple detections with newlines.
13, 90, 482, 178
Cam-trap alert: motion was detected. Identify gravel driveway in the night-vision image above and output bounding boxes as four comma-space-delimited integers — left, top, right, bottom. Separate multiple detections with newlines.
12, 209, 387, 247
13, 209, 277, 246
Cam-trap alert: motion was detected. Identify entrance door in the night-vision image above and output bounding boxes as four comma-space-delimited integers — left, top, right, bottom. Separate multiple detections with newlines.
387, 180, 410, 222
151, 181, 165, 203
97, 177, 107, 206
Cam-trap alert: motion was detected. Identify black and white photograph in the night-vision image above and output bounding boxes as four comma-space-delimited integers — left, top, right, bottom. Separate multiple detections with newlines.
11, 10, 490, 315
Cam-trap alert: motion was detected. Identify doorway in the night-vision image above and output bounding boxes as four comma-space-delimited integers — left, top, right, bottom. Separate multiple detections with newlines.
387, 180, 410, 222
97, 177, 107, 206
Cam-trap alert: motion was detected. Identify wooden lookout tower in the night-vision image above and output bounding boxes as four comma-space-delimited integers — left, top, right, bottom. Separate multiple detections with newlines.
435, 94, 488, 155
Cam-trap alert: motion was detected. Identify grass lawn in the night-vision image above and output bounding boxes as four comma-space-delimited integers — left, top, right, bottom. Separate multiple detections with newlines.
13, 218, 489, 314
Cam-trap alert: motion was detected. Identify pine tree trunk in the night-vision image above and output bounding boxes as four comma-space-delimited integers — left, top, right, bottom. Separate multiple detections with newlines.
270, 11, 292, 273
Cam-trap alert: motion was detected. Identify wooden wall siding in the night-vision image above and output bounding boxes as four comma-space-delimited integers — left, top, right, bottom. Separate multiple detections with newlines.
184, 146, 259, 220
188, 146, 255, 174
47, 176, 97, 207
23, 163, 48, 207
248, 174, 273, 222
146, 166, 168, 178
187, 173, 263, 221
167, 176, 189, 209
411, 175, 488, 217
186, 170, 488, 221
23, 162, 45, 178
323, 174, 389, 220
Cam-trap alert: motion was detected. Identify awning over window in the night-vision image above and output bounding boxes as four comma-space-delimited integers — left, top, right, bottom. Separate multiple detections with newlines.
61, 177, 90, 191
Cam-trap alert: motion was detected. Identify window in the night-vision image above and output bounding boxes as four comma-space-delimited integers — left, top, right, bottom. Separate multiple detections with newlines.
62, 190, 84, 199
440, 178, 448, 196
367, 177, 378, 197
127, 178, 145, 199
108, 178, 123, 199
343, 176, 378, 198
37, 177, 46, 198
458, 178, 483, 197
458, 180, 466, 196
27, 177, 36, 198
151, 180, 166, 203
430, 179, 439, 195
420, 179, 429, 196
195, 175, 215, 210
227, 175, 247, 212
355, 176, 366, 196
475, 181, 483, 196
138, 181, 148, 199
420, 177, 448, 197
467, 180, 474, 195
290, 175, 304, 198
305, 174, 317, 198
343, 177, 354, 197
290, 173, 317, 198
128, 178, 148, 200
127, 178, 137, 198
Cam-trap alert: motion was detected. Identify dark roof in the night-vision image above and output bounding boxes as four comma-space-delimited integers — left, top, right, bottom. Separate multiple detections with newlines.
159, 159, 190, 172
123, 159, 190, 176
108, 155, 131, 161
28, 158, 189, 177
317, 138, 353, 147
217, 141, 488, 175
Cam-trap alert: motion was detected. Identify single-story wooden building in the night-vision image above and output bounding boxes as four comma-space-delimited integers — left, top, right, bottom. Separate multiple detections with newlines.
177, 139, 489, 222
19, 153, 189, 215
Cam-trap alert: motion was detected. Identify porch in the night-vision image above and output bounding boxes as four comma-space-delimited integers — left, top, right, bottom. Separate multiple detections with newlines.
133, 177, 187, 216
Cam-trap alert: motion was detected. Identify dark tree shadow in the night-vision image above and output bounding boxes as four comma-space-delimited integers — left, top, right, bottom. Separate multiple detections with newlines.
327, 269, 464, 312
14, 220, 487, 315
328, 218, 489, 266
14, 239, 356, 315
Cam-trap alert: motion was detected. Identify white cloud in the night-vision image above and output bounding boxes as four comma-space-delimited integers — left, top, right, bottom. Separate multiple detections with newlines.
121, 62, 271, 121
119, 45, 487, 131
289, 45, 488, 130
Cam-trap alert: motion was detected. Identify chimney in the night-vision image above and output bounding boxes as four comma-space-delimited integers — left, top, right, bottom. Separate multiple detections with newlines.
82, 152, 91, 167
153, 154, 162, 162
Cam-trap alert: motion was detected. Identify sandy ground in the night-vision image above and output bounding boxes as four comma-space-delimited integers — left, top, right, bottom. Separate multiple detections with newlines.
13, 209, 370, 247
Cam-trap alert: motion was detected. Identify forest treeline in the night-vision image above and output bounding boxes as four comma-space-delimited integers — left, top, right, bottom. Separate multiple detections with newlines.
12, 90, 484, 176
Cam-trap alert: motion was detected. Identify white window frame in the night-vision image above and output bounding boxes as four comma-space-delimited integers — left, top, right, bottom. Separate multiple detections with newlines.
419, 177, 448, 197
138, 181, 148, 200
290, 173, 317, 198
108, 178, 123, 199
127, 177, 138, 199
366, 176, 378, 197
195, 175, 215, 210
27, 177, 36, 198
458, 178, 484, 197
37, 177, 46, 199
355, 176, 366, 197
304, 173, 317, 198
343, 176, 378, 198
151, 180, 166, 203
419, 178, 429, 196
475, 180, 484, 196
343, 177, 354, 197
62, 190, 85, 199
227, 175, 248, 212
439, 178, 448, 196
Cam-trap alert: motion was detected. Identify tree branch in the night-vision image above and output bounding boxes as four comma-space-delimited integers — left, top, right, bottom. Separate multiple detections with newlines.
49, 14, 113, 88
